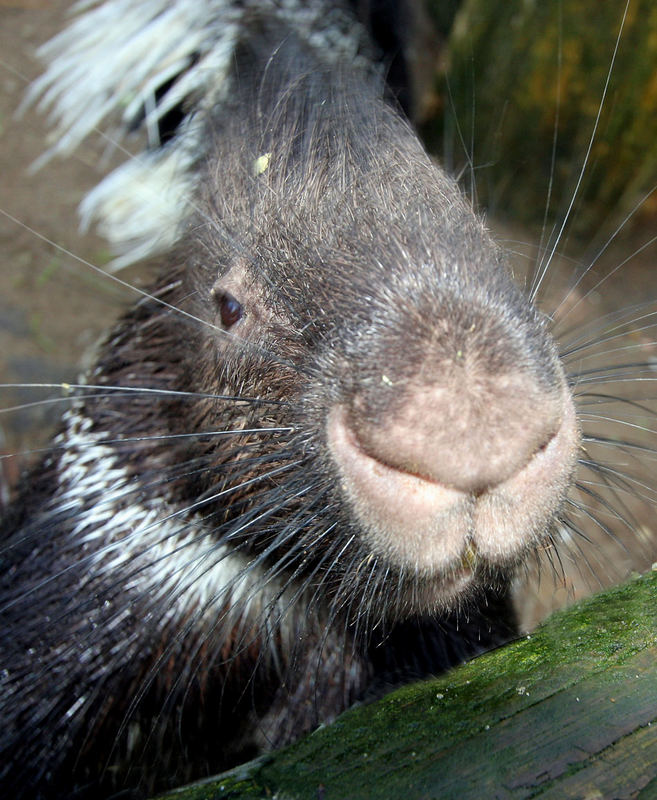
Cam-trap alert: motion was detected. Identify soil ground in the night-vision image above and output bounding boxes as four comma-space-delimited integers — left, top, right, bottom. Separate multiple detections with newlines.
0, 0, 151, 483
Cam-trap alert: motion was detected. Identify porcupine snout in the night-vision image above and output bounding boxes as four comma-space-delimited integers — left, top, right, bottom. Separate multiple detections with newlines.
326, 295, 581, 599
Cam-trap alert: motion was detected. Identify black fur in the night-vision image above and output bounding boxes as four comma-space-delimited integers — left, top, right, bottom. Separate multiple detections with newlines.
1, 9, 576, 800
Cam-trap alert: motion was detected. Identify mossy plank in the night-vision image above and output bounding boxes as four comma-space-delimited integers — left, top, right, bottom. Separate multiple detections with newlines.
157, 571, 657, 799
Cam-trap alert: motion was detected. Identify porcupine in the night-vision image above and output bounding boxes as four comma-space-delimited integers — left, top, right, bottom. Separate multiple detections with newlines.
0, 0, 613, 797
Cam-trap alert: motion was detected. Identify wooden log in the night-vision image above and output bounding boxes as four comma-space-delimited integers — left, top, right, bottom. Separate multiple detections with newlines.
157, 569, 657, 799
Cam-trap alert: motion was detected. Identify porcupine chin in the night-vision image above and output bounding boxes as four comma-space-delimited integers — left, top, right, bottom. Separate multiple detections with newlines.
1, 2, 656, 800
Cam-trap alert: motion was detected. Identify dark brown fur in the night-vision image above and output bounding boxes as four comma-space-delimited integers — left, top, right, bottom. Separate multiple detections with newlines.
0, 11, 596, 800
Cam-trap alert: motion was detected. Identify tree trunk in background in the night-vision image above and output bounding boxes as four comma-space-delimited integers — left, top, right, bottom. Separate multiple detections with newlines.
423, 0, 657, 247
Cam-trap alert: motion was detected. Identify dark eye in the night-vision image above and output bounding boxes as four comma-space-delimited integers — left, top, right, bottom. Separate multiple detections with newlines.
215, 291, 244, 329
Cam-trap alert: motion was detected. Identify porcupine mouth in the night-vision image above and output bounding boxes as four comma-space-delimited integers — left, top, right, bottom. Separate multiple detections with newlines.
326, 388, 580, 601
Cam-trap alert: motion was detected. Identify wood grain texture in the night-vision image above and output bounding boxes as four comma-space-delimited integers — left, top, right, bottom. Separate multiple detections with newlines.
157, 570, 657, 799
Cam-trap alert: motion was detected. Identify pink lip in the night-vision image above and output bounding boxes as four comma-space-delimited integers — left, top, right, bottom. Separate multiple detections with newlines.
326, 387, 580, 578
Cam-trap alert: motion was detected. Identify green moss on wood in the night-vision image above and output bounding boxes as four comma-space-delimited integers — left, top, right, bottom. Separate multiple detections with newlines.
157, 570, 657, 799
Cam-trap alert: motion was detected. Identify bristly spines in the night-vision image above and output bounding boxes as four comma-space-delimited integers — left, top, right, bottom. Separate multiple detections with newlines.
1, 2, 587, 798
25, 0, 386, 269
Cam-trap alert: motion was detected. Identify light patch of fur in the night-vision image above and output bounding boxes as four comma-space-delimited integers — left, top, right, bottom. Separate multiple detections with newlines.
53, 406, 288, 636
77, 146, 196, 269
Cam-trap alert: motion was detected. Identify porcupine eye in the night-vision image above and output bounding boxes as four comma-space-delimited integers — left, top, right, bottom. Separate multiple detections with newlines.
215, 291, 244, 329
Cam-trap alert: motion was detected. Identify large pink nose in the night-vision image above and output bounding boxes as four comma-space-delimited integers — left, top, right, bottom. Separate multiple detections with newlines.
343, 368, 564, 495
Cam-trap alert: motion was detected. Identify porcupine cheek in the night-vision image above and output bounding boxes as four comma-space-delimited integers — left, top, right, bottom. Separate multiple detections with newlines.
326, 361, 581, 598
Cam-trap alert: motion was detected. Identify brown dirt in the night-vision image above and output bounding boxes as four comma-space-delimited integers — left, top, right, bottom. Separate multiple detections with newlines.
0, 0, 149, 482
